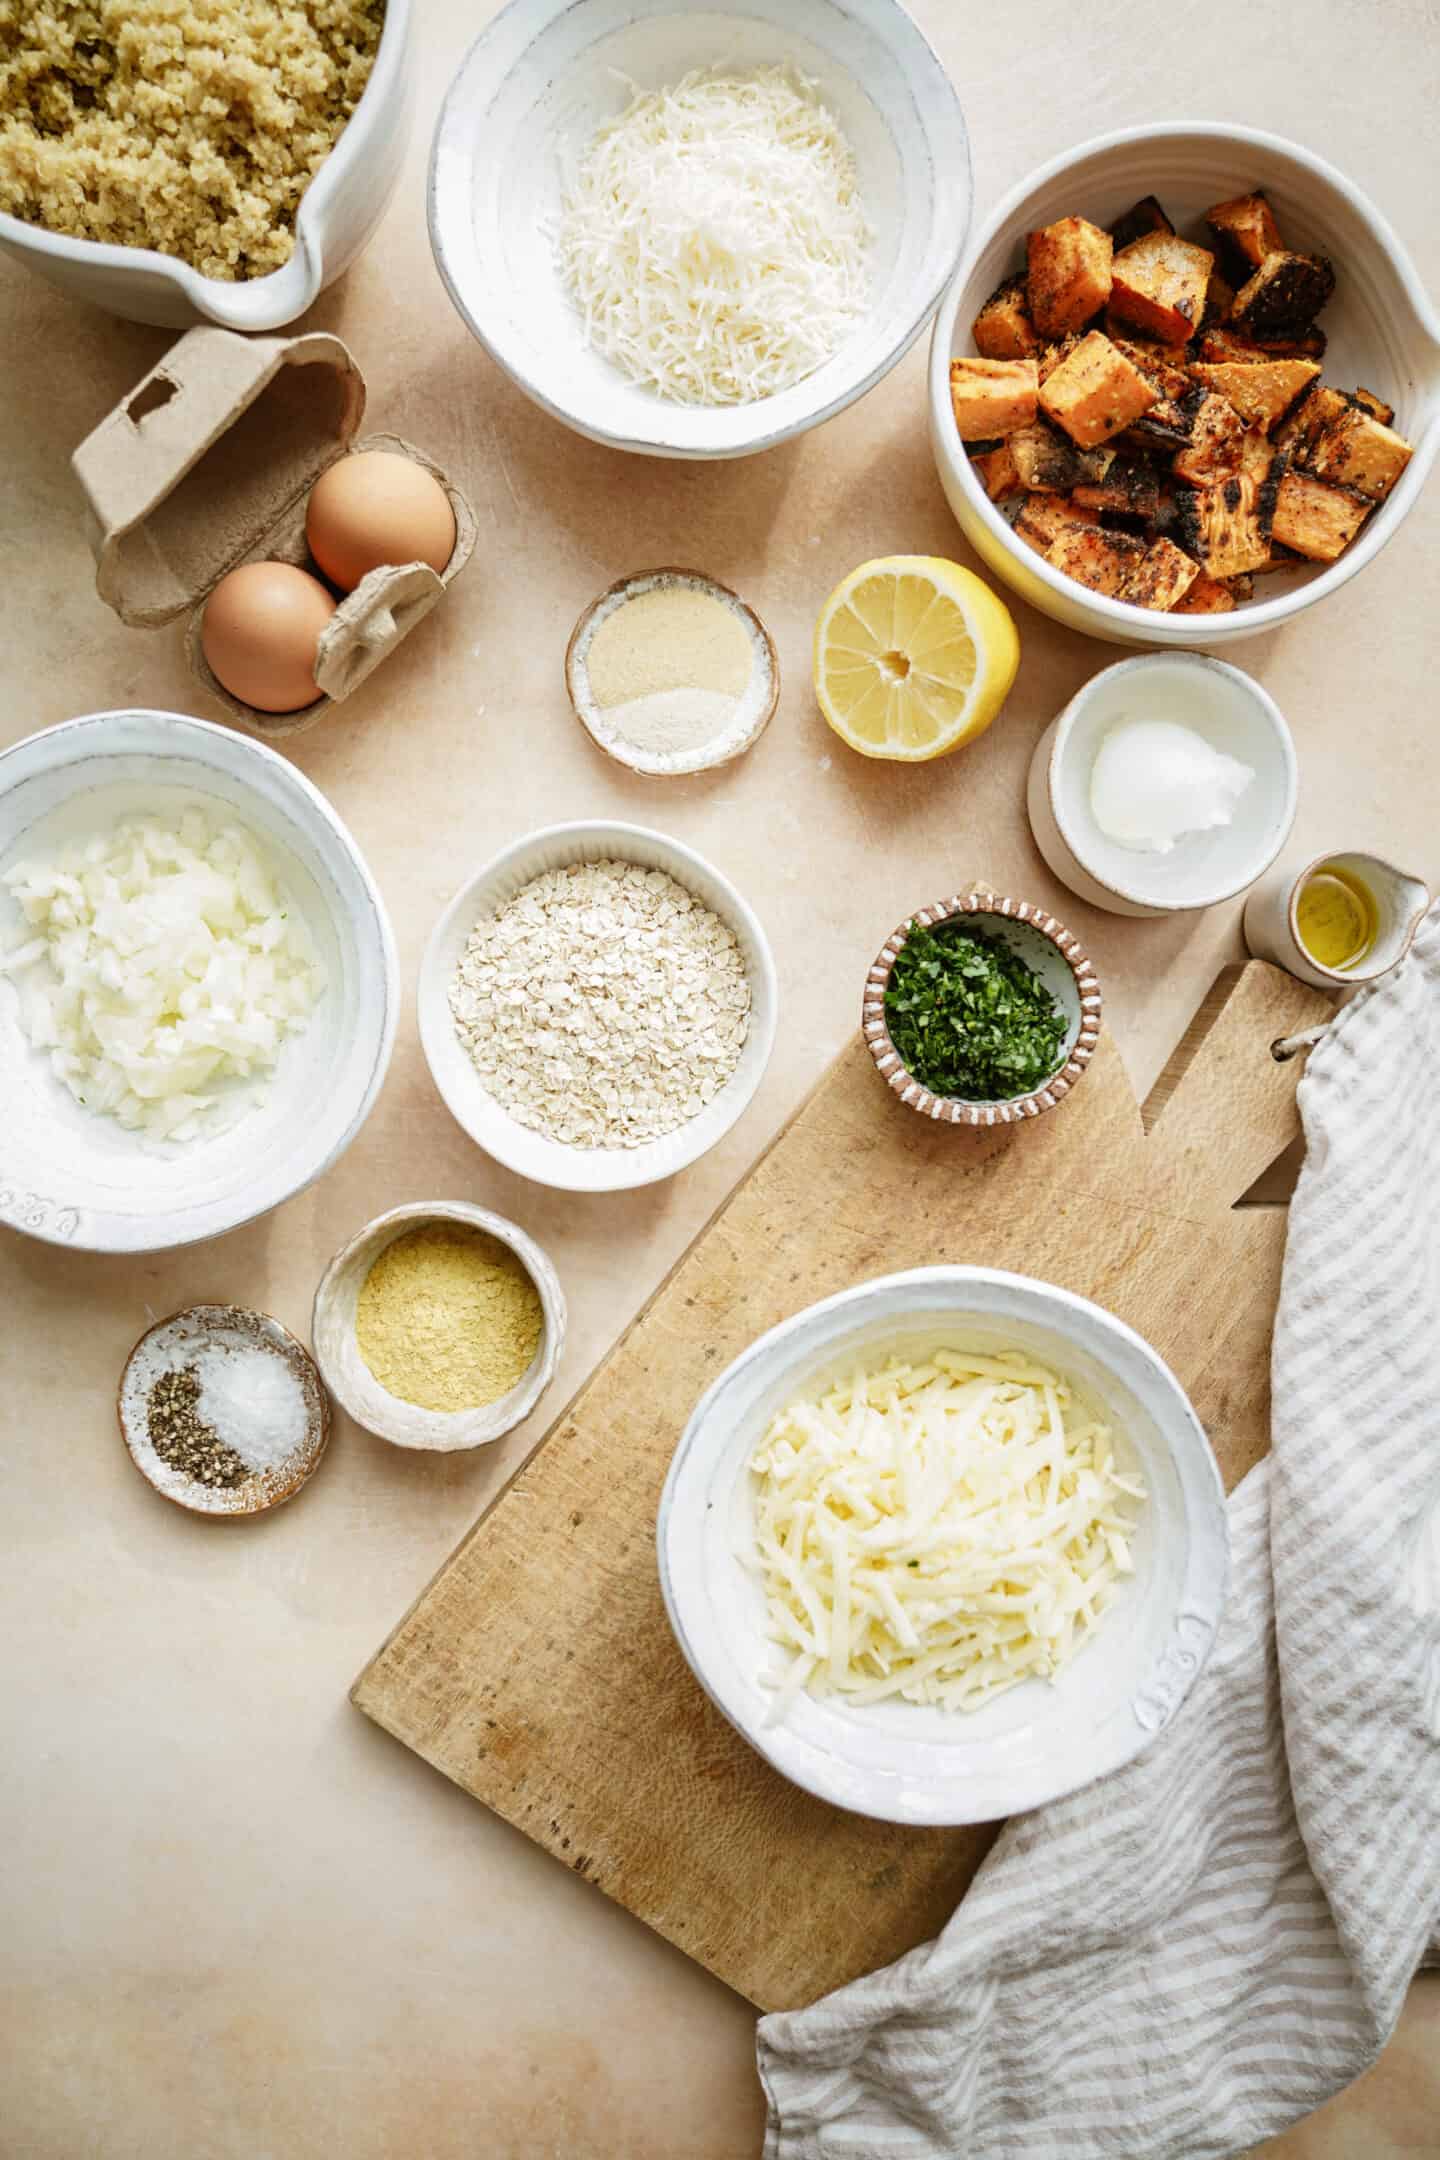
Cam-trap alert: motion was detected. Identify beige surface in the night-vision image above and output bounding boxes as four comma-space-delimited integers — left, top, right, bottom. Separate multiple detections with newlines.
355, 963, 1328, 2011
1, 1, 1437, 2153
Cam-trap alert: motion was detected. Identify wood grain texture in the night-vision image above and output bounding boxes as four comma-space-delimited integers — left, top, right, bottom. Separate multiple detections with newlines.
353, 960, 1331, 2012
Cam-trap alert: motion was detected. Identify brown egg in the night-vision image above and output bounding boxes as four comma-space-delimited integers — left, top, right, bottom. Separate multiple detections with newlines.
200, 562, 337, 714
306, 451, 457, 592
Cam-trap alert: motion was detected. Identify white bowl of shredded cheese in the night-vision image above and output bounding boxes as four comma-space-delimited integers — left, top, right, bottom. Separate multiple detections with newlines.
0, 711, 397, 1253
658, 1266, 1229, 1825
428, 0, 970, 457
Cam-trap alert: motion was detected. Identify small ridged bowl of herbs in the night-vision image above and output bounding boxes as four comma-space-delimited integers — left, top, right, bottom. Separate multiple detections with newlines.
863, 891, 1102, 1126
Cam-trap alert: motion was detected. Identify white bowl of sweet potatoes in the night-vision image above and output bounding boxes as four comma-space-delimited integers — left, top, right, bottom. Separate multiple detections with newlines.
928, 123, 1440, 644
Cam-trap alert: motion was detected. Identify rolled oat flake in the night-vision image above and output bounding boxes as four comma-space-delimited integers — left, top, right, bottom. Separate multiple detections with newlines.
449, 858, 751, 1149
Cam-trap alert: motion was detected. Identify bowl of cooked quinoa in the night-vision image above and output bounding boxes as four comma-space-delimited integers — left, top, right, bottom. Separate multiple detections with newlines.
0, 0, 411, 328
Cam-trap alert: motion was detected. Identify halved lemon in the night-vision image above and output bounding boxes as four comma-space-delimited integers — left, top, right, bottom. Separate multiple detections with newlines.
813, 555, 1020, 761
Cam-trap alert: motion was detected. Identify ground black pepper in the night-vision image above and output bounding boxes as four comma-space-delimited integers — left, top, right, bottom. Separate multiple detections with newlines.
146, 1365, 251, 1490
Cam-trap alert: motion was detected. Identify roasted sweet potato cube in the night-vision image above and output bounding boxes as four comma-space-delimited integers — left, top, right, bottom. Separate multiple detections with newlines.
1189, 358, 1321, 434
1026, 217, 1114, 338
949, 357, 1038, 440
1036, 335, 1084, 384
1012, 492, 1101, 552
1202, 268, 1236, 329
1174, 466, 1281, 579
1274, 382, 1349, 456
1072, 456, 1161, 520
1108, 195, 1175, 253
1010, 426, 1112, 494
1172, 394, 1248, 485
1009, 421, 1085, 491
1123, 379, 1207, 452
1119, 537, 1201, 611
1042, 523, 1146, 596
1354, 386, 1396, 427
1105, 331, 1193, 390
972, 276, 1042, 360
1171, 569, 1240, 615
1269, 470, 1371, 559
1037, 331, 1158, 449
1205, 192, 1283, 269
971, 442, 1022, 500
1199, 322, 1327, 363
1231, 252, 1336, 335
1109, 232, 1213, 344
1239, 431, 1278, 488
1306, 407, 1414, 501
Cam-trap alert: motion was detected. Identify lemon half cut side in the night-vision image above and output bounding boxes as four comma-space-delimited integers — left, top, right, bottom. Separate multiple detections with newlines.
814, 555, 1020, 761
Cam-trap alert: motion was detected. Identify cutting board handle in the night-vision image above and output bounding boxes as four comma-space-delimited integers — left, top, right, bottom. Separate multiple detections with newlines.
1141, 962, 1333, 1214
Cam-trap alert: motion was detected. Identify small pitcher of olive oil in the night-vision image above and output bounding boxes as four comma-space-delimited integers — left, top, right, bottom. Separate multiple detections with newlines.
1244, 850, 1430, 990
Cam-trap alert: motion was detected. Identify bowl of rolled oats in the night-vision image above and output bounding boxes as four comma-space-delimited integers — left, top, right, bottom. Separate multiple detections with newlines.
420, 821, 778, 1193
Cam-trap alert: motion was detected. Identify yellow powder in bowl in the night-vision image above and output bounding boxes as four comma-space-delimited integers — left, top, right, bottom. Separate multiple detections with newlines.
355, 1224, 543, 1414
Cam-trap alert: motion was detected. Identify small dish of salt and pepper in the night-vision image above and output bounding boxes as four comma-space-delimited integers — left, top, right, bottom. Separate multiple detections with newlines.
118, 1305, 330, 1518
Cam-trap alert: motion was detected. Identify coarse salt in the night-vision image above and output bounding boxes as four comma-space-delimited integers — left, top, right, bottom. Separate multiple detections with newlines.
193, 1341, 310, 1471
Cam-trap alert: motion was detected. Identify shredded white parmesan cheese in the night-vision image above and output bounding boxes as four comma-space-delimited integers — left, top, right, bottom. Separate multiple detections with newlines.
748, 1349, 1146, 1716
554, 66, 873, 406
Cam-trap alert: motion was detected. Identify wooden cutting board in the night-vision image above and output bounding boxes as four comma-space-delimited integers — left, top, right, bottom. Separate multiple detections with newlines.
354, 959, 1330, 2013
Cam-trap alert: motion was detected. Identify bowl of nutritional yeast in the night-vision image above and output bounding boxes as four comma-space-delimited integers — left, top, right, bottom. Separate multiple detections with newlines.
418, 820, 777, 1193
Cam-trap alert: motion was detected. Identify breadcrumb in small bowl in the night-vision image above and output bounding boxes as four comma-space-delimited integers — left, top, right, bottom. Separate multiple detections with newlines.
0, 0, 413, 328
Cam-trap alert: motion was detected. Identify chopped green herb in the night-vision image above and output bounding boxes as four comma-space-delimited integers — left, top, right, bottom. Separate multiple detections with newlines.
884, 921, 1069, 1103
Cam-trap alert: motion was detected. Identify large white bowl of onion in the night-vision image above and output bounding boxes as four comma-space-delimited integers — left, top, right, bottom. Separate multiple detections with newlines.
0, 710, 397, 1253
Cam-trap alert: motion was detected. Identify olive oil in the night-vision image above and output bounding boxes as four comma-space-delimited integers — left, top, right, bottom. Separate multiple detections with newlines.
1295, 864, 1377, 972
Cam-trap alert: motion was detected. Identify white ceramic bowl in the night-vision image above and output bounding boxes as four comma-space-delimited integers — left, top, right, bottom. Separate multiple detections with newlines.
429, 0, 970, 459
311, 1200, 566, 1451
0, 0, 413, 329
658, 1266, 1229, 1826
0, 711, 397, 1252
928, 122, 1440, 645
419, 820, 778, 1192
1027, 654, 1299, 916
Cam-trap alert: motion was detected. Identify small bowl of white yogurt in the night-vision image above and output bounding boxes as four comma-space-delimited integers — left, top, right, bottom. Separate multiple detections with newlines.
1026, 653, 1298, 918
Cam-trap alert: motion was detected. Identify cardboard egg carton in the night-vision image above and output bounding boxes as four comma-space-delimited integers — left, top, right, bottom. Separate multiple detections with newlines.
71, 327, 477, 736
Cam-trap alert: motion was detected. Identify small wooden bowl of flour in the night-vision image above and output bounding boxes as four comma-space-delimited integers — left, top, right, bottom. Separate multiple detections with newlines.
566, 568, 779, 777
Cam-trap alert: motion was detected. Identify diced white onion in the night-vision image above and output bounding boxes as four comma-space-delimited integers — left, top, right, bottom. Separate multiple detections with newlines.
1, 809, 323, 1143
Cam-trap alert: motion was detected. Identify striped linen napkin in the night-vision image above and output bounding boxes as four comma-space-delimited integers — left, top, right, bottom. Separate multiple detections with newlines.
758, 909, 1440, 2160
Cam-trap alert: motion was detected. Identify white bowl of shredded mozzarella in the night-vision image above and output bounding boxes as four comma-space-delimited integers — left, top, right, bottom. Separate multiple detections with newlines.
657, 1267, 1230, 1825
428, 0, 970, 456
0, 711, 397, 1253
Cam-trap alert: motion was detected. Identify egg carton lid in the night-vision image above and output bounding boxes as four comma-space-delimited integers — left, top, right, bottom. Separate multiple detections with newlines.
72, 327, 368, 629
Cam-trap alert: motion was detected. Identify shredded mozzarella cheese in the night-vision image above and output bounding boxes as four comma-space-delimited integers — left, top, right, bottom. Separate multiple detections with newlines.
554, 66, 873, 406
1, 808, 323, 1143
748, 1350, 1146, 1716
